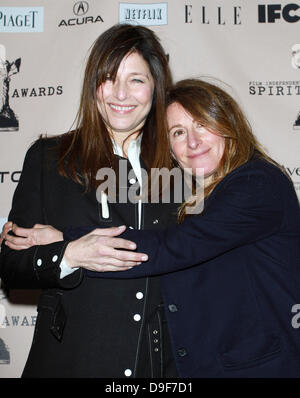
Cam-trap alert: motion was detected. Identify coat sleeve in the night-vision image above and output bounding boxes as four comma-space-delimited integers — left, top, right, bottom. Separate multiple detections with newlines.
83, 163, 285, 279
0, 140, 82, 289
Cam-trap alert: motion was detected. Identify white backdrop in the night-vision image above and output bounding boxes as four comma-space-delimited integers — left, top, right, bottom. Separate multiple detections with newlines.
0, 0, 299, 377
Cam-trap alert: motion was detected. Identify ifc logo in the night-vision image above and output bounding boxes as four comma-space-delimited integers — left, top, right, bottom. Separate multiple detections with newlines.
258, 4, 300, 23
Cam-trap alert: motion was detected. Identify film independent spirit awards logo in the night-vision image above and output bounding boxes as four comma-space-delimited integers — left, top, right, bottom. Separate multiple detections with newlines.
0, 44, 20, 132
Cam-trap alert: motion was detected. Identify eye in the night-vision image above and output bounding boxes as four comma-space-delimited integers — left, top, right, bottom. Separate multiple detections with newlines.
195, 121, 204, 129
132, 78, 144, 84
102, 74, 113, 85
171, 129, 185, 138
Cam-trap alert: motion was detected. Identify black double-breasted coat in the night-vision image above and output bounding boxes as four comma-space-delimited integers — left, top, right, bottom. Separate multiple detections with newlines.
0, 137, 180, 377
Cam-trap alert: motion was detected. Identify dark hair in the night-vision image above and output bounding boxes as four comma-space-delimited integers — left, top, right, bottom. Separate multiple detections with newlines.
57, 24, 172, 189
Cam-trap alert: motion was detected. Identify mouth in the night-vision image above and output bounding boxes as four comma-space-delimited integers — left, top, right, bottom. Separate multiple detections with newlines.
187, 149, 210, 159
109, 103, 136, 114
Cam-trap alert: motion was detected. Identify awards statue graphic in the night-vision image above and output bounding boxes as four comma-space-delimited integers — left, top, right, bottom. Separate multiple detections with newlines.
0, 44, 21, 132
0, 289, 10, 364
292, 44, 300, 130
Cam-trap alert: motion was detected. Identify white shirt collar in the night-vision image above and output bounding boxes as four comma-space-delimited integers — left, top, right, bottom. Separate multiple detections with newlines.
112, 134, 143, 187
112, 134, 143, 158
111, 134, 143, 229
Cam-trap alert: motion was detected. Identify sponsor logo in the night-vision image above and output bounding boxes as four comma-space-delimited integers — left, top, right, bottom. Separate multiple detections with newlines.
12, 86, 63, 98
248, 81, 300, 132
0, 45, 21, 132
0, 305, 36, 365
284, 166, 300, 177
73, 1, 89, 16
0, 337, 10, 364
58, 1, 104, 27
0, 288, 36, 365
0, 314, 9, 363
0, 288, 9, 363
258, 3, 300, 23
250, 46, 300, 130
0, 7, 44, 33
185, 4, 242, 25
284, 166, 300, 192
292, 44, 300, 69
0, 222, 37, 365
0, 171, 21, 183
119, 3, 168, 26
294, 112, 300, 129
0, 46, 63, 132
0, 286, 37, 331
1, 314, 37, 328
248, 80, 300, 96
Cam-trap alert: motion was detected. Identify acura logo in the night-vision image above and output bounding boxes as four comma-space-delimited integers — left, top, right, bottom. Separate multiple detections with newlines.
73, 1, 89, 16
59, 1, 104, 27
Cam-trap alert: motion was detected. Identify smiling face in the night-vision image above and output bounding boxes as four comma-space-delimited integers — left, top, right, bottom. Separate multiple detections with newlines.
96, 51, 154, 144
167, 102, 225, 177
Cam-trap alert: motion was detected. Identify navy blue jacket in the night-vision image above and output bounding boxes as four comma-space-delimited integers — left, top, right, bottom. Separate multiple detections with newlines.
65, 159, 300, 378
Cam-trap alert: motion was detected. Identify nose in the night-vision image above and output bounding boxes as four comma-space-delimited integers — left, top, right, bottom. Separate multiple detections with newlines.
187, 130, 202, 149
113, 79, 127, 101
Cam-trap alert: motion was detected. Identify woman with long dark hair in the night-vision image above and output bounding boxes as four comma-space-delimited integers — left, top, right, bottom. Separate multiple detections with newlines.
0, 24, 179, 378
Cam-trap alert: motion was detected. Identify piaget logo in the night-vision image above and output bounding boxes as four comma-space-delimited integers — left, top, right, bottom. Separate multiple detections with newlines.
119, 3, 168, 26
0, 7, 44, 32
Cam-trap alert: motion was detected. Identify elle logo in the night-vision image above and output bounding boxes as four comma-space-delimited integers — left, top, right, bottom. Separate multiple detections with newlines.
185, 5, 242, 25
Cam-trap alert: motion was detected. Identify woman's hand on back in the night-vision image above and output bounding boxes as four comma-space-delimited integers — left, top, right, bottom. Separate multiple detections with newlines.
1, 222, 63, 250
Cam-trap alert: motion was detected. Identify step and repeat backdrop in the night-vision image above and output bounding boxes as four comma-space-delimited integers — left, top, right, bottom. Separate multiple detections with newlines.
0, 0, 299, 377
